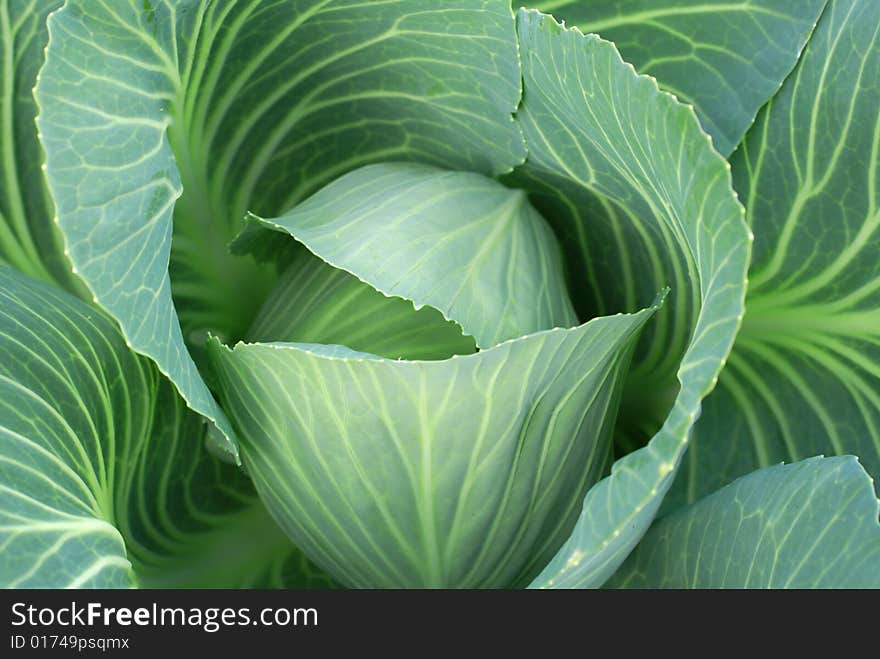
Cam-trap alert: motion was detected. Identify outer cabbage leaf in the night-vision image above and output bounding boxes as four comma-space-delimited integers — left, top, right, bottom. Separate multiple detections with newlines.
610, 456, 880, 588
0, 265, 330, 588
511, 10, 750, 588
34, 0, 527, 461
531, 0, 828, 155
671, 0, 880, 507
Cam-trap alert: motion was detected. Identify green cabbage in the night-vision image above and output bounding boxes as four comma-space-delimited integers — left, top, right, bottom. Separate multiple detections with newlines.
1, 0, 877, 588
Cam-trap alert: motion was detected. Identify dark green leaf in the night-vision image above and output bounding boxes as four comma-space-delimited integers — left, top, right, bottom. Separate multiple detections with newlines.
673, 0, 880, 507
531, 0, 827, 155
0, 0, 79, 291
0, 265, 330, 588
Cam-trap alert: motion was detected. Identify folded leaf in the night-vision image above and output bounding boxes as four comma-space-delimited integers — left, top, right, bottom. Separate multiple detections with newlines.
208, 304, 656, 587
610, 456, 880, 588
531, 0, 828, 155
247, 247, 477, 361
511, 9, 751, 588
240, 163, 578, 349
672, 0, 880, 508
0, 265, 330, 588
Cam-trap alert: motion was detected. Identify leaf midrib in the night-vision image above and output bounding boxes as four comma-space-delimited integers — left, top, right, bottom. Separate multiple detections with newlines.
741, 302, 880, 341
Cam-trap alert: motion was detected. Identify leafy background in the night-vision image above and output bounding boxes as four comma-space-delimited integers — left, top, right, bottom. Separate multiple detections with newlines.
1, 0, 878, 588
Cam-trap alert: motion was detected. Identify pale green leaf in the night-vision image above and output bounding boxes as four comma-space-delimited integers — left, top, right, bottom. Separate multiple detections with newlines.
531, 0, 828, 155
510, 10, 751, 588
207, 305, 657, 588
611, 456, 880, 587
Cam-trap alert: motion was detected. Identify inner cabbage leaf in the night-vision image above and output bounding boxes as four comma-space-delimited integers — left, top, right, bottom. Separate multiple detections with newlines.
209, 161, 657, 587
